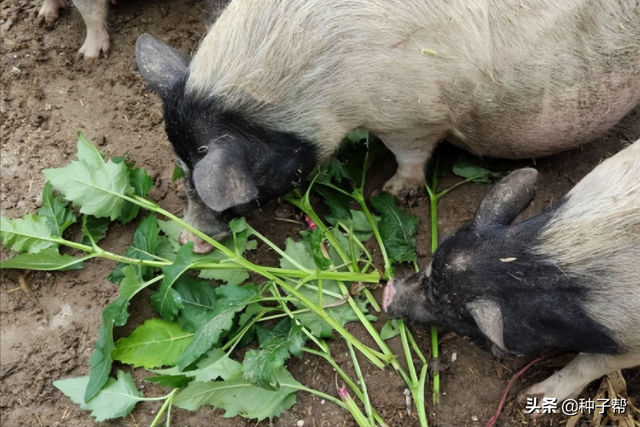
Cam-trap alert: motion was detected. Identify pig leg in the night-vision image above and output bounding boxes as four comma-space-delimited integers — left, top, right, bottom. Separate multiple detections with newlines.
519, 352, 640, 403
38, 0, 67, 24
73, 0, 110, 59
381, 135, 439, 198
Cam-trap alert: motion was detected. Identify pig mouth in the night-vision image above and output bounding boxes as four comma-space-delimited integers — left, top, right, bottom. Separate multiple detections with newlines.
178, 228, 230, 254
382, 280, 396, 312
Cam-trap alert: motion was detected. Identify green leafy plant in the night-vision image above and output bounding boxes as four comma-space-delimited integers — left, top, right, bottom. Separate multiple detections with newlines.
0, 132, 429, 426
2, 131, 497, 426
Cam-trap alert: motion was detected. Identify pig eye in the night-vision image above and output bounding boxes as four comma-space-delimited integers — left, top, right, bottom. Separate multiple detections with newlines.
425, 261, 433, 277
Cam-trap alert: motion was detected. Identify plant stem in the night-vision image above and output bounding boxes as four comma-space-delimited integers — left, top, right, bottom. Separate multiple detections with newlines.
352, 190, 392, 278
425, 162, 442, 404
400, 321, 428, 426
284, 382, 349, 412
148, 388, 177, 427
346, 340, 375, 426
424, 165, 486, 404
302, 346, 387, 426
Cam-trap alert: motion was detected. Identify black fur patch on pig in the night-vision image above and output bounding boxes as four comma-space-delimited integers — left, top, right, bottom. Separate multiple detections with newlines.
162, 76, 318, 220
398, 206, 619, 357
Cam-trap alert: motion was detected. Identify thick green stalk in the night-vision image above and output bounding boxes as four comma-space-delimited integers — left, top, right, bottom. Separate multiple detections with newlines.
425, 166, 487, 404
426, 165, 441, 404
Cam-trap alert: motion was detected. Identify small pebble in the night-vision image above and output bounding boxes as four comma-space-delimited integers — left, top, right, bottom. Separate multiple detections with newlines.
451, 352, 457, 362
296, 420, 304, 427
471, 415, 478, 421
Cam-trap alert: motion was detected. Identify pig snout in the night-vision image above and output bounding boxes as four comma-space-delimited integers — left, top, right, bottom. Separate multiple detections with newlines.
179, 230, 214, 254
180, 195, 231, 253
178, 225, 230, 254
382, 280, 396, 312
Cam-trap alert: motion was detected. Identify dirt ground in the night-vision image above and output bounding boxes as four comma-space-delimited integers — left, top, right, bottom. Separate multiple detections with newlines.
1, 1, 639, 426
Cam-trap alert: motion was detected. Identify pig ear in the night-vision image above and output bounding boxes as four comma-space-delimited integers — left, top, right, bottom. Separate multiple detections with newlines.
467, 299, 506, 351
135, 34, 189, 99
473, 168, 538, 229
192, 147, 259, 213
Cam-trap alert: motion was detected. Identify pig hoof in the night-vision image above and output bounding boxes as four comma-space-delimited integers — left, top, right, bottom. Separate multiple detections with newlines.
517, 389, 547, 419
381, 173, 424, 201
77, 30, 110, 60
37, 0, 66, 25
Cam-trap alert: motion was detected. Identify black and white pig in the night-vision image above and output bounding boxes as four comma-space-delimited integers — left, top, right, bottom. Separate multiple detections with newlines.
135, 0, 640, 253
383, 140, 640, 403
38, 0, 111, 59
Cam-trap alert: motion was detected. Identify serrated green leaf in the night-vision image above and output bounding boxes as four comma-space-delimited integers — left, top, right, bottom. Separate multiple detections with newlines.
228, 217, 248, 234
158, 217, 254, 285
76, 132, 105, 167
110, 215, 165, 283
198, 268, 249, 285
173, 367, 299, 421
380, 319, 401, 340
81, 215, 110, 246
150, 242, 193, 321
316, 134, 386, 187
117, 166, 154, 224
0, 248, 87, 270
192, 349, 243, 382
279, 238, 316, 271
337, 209, 377, 242
113, 319, 194, 369
173, 277, 217, 333
157, 218, 183, 246
242, 319, 306, 390
316, 158, 352, 184
43, 134, 134, 220
86, 267, 147, 401
37, 182, 76, 237
178, 284, 258, 369
54, 370, 142, 422
129, 166, 154, 198
313, 185, 352, 223
370, 193, 419, 264
452, 154, 492, 183
145, 374, 191, 388
0, 215, 56, 254
151, 349, 242, 383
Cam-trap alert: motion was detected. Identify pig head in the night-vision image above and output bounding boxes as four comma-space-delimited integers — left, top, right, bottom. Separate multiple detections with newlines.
135, 34, 318, 253
384, 141, 640, 402
383, 169, 621, 355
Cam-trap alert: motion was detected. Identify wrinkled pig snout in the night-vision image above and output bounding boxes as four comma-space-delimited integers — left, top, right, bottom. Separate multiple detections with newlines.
382, 280, 396, 312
